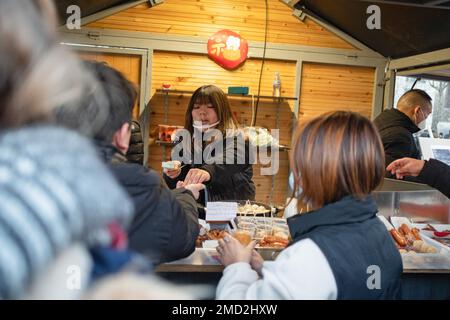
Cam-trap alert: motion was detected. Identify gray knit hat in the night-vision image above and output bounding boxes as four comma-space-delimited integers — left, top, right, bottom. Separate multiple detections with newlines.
0, 126, 134, 299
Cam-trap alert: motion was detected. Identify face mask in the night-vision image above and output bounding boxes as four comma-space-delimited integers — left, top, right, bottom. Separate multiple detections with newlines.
193, 120, 220, 131
289, 171, 303, 197
416, 109, 427, 130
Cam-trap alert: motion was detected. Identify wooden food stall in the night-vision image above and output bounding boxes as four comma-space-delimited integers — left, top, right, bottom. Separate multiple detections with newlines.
56, 0, 450, 300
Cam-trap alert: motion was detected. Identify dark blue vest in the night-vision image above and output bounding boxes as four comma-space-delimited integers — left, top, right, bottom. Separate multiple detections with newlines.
288, 196, 402, 299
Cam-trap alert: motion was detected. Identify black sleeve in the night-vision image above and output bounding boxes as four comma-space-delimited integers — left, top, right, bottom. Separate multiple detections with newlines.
123, 167, 199, 264
200, 139, 252, 184
418, 159, 450, 198
383, 129, 419, 167
163, 164, 190, 189
163, 187, 199, 261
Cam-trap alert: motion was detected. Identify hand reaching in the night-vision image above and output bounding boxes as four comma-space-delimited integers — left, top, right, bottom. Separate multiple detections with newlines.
163, 160, 182, 179
216, 234, 257, 267
386, 157, 425, 179
177, 181, 205, 200
183, 168, 210, 185
250, 249, 264, 276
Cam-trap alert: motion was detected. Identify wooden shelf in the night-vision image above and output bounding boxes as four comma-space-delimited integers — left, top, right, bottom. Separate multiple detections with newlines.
155, 140, 177, 146
155, 89, 298, 101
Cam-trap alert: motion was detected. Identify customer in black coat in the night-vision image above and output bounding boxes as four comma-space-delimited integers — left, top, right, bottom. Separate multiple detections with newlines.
57, 61, 204, 264
126, 120, 145, 165
387, 157, 450, 198
373, 89, 433, 178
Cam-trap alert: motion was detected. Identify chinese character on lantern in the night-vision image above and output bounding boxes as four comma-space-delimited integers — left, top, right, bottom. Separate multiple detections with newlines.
207, 29, 248, 70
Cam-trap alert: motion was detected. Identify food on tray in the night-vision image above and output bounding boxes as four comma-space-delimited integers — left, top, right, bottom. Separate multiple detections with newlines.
258, 235, 289, 248
207, 229, 228, 240
233, 230, 252, 246
270, 225, 289, 240
412, 240, 438, 253
162, 160, 181, 170
399, 223, 418, 243
195, 234, 209, 247
389, 223, 438, 254
237, 202, 268, 215
390, 229, 407, 247
196, 229, 229, 247
237, 216, 290, 242
411, 227, 422, 241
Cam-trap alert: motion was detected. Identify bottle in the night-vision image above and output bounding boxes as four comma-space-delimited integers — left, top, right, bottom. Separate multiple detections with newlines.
273, 72, 281, 97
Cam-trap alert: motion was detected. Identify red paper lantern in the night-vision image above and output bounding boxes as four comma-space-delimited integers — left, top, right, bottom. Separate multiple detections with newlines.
207, 29, 248, 70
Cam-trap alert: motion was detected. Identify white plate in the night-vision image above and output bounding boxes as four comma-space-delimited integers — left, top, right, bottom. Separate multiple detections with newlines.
411, 223, 450, 240
390, 216, 450, 253
377, 215, 393, 230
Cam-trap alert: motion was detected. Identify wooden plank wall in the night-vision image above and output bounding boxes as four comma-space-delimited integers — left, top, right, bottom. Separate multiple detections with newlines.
77, 51, 142, 120
79, 1, 379, 205
149, 51, 296, 205
87, 0, 356, 50
299, 62, 375, 123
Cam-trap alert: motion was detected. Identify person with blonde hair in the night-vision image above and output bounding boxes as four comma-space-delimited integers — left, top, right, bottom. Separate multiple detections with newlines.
216, 111, 402, 300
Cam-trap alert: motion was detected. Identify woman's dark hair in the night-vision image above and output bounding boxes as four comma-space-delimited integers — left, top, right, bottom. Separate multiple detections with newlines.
184, 85, 238, 135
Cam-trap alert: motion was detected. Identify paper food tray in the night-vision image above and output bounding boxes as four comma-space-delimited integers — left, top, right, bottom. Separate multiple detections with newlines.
235, 216, 290, 240
390, 216, 450, 254
411, 223, 450, 240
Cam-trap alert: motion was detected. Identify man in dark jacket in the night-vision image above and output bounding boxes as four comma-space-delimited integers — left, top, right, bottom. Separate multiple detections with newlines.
373, 89, 432, 178
62, 61, 203, 264
126, 120, 145, 165
387, 157, 450, 198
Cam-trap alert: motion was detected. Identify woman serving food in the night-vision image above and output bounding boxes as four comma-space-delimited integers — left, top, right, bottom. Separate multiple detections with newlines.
163, 85, 255, 204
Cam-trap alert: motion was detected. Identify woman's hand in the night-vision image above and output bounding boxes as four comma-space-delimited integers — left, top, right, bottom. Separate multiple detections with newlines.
250, 249, 264, 276
216, 234, 257, 267
386, 157, 425, 179
163, 161, 182, 179
183, 168, 210, 185
177, 181, 205, 200
164, 168, 181, 179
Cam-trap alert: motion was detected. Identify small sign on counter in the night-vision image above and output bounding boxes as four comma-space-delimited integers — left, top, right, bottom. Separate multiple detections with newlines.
206, 201, 237, 221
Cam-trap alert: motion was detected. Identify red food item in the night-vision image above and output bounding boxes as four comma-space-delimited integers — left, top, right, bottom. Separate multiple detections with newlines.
259, 235, 289, 248
207, 229, 228, 240
434, 231, 450, 237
